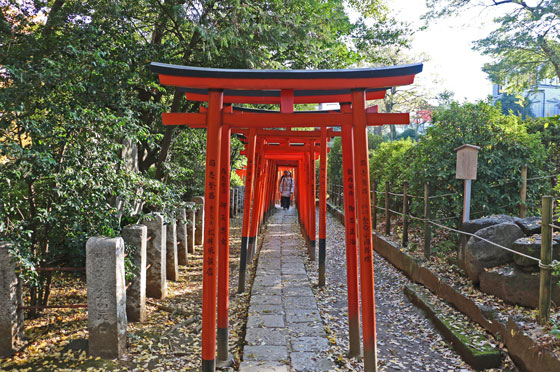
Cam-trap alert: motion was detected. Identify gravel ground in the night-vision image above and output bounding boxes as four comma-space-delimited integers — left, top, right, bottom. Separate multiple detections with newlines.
304, 209, 518, 372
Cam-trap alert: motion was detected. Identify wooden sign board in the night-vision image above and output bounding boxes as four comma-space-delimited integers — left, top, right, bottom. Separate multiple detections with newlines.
455, 144, 480, 180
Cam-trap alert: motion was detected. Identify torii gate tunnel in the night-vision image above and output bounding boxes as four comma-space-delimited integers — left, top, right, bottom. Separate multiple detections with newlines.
150, 62, 423, 372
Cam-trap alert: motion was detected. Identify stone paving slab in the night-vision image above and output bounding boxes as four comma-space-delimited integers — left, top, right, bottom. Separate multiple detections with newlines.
238, 361, 290, 372
248, 304, 284, 314
247, 314, 285, 328
240, 208, 333, 372
243, 345, 289, 361
290, 336, 330, 352
246, 328, 288, 346
290, 352, 335, 371
251, 285, 282, 296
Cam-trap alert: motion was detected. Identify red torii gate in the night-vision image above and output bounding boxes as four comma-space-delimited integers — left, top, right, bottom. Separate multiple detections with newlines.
150, 62, 423, 372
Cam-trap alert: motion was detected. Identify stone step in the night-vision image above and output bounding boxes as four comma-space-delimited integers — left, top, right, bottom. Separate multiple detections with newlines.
404, 283, 502, 371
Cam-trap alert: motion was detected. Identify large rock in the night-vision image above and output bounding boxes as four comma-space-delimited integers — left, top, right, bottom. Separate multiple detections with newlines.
480, 264, 560, 308
512, 235, 560, 271
513, 216, 542, 235
461, 214, 516, 234
465, 222, 525, 283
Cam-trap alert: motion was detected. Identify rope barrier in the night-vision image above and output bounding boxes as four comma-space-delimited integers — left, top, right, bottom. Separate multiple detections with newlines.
527, 175, 558, 181
488, 179, 518, 188
549, 223, 560, 230
387, 208, 405, 217
432, 215, 459, 222
387, 192, 404, 197
539, 261, 559, 270
408, 194, 423, 199
428, 192, 459, 199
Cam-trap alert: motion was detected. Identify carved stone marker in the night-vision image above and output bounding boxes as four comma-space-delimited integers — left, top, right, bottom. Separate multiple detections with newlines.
0, 242, 24, 357
230, 188, 235, 217
186, 202, 196, 254
191, 196, 205, 245
121, 225, 147, 322
176, 208, 188, 265
166, 217, 179, 281
142, 213, 167, 299
86, 237, 127, 359
238, 186, 245, 213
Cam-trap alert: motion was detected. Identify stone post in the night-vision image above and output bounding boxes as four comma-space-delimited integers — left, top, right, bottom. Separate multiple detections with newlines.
121, 225, 147, 323
239, 186, 245, 213
86, 237, 127, 359
191, 196, 204, 245
142, 213, 167, 299
186, 202, 196, 254
230, 188, 236, 217
0, 242, 23, 357
176, 208, 188, 265
166, 216, 179, 281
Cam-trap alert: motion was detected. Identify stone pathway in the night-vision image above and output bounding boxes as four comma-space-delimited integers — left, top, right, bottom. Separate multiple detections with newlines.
240, 208, 335, 372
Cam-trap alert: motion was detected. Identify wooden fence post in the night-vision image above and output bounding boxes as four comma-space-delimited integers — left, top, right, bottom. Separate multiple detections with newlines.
539, 196, 553, 324
402, 182, 409, 247
385, 181, 391, 235
424, 182, 431, 259
372, 180, 377, 230
520, 165, 527, 218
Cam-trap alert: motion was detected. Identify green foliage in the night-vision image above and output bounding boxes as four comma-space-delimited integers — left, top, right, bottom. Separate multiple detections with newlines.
406, 101, 552, 219
328, 133, 384, 189
368, 101, 554, 221
397, 128, 419, 141
327, 137, 343, 187
494, 93, 535, 119
525, 116, 560, 173
230, 172, 244, 188
370, 139, 415, 190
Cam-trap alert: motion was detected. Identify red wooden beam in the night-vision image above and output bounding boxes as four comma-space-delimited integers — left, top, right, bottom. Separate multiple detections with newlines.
161, 112, 409, 128
184, 90, 386, 104
159, 74, 416, 91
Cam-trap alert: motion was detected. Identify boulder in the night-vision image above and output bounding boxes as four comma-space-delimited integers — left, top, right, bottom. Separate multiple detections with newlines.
461, 214, 516, 235
513, 216, 542, 235
479, 264, 560, 308
465, 222, 525, 283
512, 235, 560, 271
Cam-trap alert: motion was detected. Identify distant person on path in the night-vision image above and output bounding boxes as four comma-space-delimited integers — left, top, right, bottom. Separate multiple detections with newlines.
279, 170, 294, 210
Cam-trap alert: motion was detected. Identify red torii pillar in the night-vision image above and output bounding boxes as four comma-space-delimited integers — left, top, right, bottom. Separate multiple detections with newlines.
307, 141, 316, 261
341, 103, 361, 357
238, 129, 257, 293
318, 127, 328, 286
248, 140, 265, 261
217, 119, 231, 362
352, 89, 378, 369
201, 90, 223, 372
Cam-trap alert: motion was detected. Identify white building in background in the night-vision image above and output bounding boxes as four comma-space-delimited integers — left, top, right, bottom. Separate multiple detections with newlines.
492, 76, 560, 118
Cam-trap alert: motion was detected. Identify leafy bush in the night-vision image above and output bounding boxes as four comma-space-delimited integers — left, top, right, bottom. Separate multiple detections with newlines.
370, 138, 415, 190
405, 101, 552, 220
367, 102, 554, 222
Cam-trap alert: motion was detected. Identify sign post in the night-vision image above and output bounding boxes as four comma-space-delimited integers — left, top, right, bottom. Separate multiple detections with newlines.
455, 144, 480, 222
